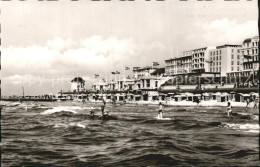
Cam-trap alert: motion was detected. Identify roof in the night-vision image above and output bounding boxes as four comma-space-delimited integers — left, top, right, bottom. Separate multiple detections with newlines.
165, 55, 192, 62
243, 38, 251, 43
151, 68, 165, 75
133, 66, 157, 71
71, 77, 85, 83
216, 44, 242, 49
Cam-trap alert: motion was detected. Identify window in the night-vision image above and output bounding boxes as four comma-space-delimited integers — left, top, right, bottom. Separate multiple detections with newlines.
216, 67, 218, 72
213, 62, 215, 66
219, 56, 221, 60
213, 52, 215, 55
232, 49, 234, 53
231, 54, 234, 59
237, 61, 240, 65
155, 81, 158, 88
210, 52, 212, 56
219, 67, 221, 72
220, 62, 221, 65
231, 60, 234, 65
216, 56, 218, 60
237, 49, 240, 53
231, 66, 234, 71
216, 51, 218, 55
237, 66, 239, 71
216, 62, 218, 66
146, 79, 150, 88
210, 68, 212, 72
213, 57, 215, 61
237, 55, 240, 59
219, 50, 221, 55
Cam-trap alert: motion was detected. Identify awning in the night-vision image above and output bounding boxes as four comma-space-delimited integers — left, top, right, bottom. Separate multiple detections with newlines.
213, 92, 221, 95
203, 93, 210, 96
241, 94, 250, 97
159, 93, 167, 96
221, 92, 229, 96
185, 93, 193, 96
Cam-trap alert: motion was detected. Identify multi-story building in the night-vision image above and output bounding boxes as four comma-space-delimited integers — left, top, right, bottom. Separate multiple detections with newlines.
241, 36, 259, 76
209, 44, 242, 77
133, 66, 157, 79
165, 46, 216, 76
165, 50, 193, 76
192, 46, 215, 73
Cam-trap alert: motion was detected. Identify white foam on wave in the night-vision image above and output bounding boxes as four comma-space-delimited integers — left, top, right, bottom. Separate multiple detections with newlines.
224, 123, 259, 133
53, 123, 86, 129
41, 106, 78, 115
1, 102, 21, 107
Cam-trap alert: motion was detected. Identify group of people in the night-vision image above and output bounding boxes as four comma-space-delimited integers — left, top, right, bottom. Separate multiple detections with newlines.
90, 98, 109, 118
89, 96, 257, 119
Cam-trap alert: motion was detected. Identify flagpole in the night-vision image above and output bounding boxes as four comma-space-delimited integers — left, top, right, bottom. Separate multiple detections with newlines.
124, 67, 126, 81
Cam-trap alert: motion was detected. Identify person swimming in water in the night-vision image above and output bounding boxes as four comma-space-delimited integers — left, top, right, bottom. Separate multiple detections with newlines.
227, 101, 232, 117
158, 102, 163, 119
90, 107, 95, 117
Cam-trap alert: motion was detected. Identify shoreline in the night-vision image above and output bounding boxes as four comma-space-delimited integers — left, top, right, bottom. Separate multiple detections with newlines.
1, 99, 258, 109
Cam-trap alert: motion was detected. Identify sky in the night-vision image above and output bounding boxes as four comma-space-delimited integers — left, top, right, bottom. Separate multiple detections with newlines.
0, 0, 258, 96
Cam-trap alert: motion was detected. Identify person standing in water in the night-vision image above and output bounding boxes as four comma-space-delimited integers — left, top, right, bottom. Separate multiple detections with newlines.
227, 101, 232, 117
158, 102, 163, 119
101, 97, 106, 117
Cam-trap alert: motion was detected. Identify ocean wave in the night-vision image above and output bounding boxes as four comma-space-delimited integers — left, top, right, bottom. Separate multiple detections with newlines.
0, 102, 21, 107
41, 107, 78, 115
223, 123, 259, 133
53, 123, 86, 129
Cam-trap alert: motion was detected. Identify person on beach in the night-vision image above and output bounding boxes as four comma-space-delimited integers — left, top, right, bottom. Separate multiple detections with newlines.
227, 101, 232, 117
158, 102, 163, 119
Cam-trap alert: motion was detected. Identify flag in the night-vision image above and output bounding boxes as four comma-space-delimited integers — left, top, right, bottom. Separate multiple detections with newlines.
153, 62, 159, 66
111, 72, 116, 74
125, 67, 130, 70
116, 71, 120, 74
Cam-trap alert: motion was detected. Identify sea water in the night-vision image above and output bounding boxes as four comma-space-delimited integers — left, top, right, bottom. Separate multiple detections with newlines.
1, 101, 259, 166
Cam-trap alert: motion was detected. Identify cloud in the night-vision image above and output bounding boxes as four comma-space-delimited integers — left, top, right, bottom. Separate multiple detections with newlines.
47, 37, 75, 50
201, 19, 258, 45
1, 36, 169, 95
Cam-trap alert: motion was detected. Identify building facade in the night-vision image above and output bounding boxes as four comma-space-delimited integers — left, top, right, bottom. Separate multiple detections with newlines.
209, 45, 243, 77
241, 36, 259, 76
71, 77, 85, 92
165, 50, 193, 76
133, 66, 157, 79
192, 46, 215, 73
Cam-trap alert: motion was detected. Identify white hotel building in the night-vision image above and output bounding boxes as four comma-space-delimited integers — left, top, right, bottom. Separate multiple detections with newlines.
241, 36, 259, 76
165, 46, 218, 76
209, 45, 243, 77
